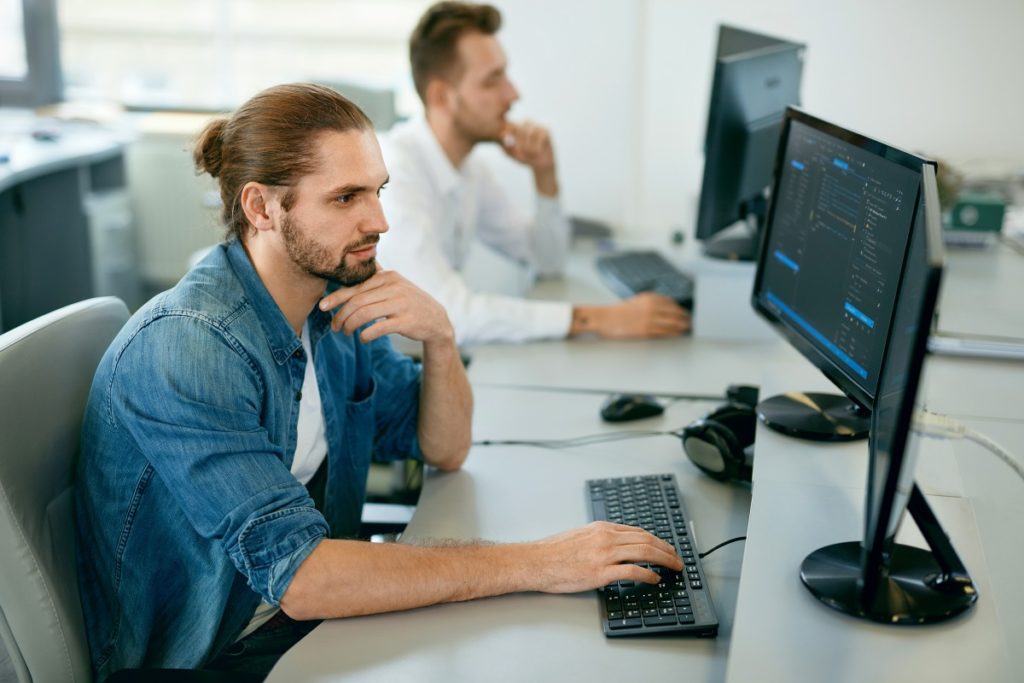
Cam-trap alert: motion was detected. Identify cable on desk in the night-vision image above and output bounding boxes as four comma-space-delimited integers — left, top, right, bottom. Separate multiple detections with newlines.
913, 409, 1024, 483
698, 536, 747, 559
475, 381, 725, 402
474, 429, 683, 450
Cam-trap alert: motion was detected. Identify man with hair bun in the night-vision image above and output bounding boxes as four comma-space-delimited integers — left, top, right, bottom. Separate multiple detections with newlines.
379, 1, 690, 344
74, 83, 683, 678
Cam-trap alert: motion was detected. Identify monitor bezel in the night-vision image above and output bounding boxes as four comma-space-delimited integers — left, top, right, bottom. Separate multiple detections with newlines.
861, 162, 945, 588
751, 106, 933, 409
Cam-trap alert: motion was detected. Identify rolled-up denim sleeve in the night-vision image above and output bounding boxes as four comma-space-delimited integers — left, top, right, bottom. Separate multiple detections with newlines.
109, 314, 327, 605
366, 335, 423, 462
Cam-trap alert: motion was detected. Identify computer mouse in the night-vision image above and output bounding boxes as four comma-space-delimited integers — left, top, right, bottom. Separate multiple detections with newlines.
600, 394, 665, 422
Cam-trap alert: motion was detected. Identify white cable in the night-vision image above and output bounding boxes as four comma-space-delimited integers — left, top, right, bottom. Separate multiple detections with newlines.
913, 409, 1024, 483
963, 428, 1024, 483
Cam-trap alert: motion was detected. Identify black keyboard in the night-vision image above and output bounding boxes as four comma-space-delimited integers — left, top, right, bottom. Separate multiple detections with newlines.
595, 251, 695, 309
586, 474, 719, 637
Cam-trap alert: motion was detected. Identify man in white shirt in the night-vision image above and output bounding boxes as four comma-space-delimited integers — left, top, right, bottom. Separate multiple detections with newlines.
379, 1, 690, 345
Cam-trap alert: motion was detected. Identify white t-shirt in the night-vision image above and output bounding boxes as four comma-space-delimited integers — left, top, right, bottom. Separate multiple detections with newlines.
378, 116, 573, 344
237, 322, 327, 640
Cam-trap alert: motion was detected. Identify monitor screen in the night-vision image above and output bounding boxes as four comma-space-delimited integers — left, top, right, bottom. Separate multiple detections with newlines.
752, 108, 926, 409
695, 25, 804, 261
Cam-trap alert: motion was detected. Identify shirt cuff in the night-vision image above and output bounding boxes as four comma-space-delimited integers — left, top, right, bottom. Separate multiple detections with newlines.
234, 504, 329, 605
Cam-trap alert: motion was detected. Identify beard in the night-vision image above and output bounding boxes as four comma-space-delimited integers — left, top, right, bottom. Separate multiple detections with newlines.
281, 212, 377, 287
451, 95, 506, 144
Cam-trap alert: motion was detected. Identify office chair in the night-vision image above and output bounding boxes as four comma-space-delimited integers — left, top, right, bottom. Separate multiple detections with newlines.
0, 297, 129, 683
0, 298, 259, 683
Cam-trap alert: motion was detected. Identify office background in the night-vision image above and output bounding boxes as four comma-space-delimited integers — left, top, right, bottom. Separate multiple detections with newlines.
490, 0, 1024, 238
10, 0, 1023, 263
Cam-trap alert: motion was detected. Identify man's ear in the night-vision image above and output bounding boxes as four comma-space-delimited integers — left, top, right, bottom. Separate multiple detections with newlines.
240, 182, 278, 233
425, 78, 453, 113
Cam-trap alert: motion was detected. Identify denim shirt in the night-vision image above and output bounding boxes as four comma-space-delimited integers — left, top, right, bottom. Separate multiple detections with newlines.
74, 240, 423, 677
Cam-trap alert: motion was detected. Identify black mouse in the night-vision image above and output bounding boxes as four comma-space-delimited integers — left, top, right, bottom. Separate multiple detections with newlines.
600, 394, 665, 422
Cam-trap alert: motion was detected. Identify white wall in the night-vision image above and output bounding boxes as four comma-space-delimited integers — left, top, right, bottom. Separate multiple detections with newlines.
490, 0, 1024, 238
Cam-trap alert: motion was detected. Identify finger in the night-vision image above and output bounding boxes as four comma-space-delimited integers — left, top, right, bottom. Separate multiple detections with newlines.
500, 122, 521, 149
332, 287, 395, 331
526, 125, 547, 152
608, 530, 675, 552
603, 563, 661, 586
320, 271, 394, 311
651, 313, 689, 332
592, 521, 651, 534
602, 526, 677, 556
610, 543, 682, 571
359, 317, 402, 343
339, 301, 394, 335
648, 322, 688, 338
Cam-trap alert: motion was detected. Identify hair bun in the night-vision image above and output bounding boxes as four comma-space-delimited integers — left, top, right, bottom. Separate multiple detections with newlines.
193, 118, 228, 178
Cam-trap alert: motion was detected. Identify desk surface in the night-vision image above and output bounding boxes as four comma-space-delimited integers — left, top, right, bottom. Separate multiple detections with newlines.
0, 110, 126, 194
269, 244, 1024, 683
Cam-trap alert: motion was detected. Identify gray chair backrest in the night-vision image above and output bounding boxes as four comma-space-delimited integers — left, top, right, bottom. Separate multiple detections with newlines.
0, 297, 129, 683
316, 79, 398, 131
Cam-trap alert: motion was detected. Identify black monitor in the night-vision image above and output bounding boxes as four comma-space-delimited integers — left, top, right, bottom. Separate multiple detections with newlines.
752, 108, 926, 440
695, 25, 804, 261
799, 162, 978, 624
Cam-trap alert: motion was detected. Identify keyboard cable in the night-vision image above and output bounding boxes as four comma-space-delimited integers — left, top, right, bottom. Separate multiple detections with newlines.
698, 536, 747, 559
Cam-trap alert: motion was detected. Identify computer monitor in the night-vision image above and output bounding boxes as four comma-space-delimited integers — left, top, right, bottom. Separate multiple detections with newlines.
695, 25, 804, 261
800, 163, 978, 624
751, 108, 926, 440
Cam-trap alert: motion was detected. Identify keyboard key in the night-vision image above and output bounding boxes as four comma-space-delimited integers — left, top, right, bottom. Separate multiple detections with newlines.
643, 614, 678, 627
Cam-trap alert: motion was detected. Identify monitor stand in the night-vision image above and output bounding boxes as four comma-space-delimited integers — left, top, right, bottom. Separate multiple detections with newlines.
756, 392, 869, 441
701, 217, 760, 261
799, 484, 978, 624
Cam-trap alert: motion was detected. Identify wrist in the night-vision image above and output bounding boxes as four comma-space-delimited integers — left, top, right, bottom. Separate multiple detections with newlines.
569, 305, 605, 337
421, 328, 458, 357
504, 542, 543, 592
533, 166, 558, 197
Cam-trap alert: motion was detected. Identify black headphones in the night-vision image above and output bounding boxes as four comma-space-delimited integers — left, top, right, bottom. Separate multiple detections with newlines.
681, 386, 759, 483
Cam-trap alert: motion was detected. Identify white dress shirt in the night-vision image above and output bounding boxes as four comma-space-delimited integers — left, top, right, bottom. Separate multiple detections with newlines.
378, 116, 572, 345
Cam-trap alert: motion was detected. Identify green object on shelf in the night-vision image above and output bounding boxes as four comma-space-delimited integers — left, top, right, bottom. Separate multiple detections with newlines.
949, 192, 1006, 233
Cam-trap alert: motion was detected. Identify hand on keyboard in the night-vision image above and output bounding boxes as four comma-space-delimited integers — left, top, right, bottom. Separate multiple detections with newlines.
524, 521, 683, 593
571, 293, 691, 339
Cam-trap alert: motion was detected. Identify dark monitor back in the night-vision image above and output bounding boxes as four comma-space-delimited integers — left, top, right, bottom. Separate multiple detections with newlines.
752, 108, 928, 408
696, 25, 804, 242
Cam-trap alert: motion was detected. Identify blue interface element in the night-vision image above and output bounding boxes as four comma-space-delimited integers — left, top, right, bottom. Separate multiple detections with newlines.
774, 250, 800, 273
791, 160, 805, 171
833, 158, 849, 170
843, 302, 875, 329
766, 290, 869, 379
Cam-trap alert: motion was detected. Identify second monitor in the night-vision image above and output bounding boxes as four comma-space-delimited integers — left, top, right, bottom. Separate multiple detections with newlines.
695, 25, 805, 261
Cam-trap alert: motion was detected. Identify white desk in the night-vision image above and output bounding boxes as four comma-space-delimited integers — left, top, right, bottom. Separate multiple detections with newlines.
270, 383, 751, 682
269, 245, 1024, 683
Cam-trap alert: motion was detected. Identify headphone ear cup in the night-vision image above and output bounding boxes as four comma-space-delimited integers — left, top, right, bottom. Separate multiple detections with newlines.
682, 418, 741, 481
682, 403, 757, 483
710, 403, 757, 453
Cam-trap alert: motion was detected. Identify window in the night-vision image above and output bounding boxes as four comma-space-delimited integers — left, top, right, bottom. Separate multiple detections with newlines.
58, 0, 431, 113
0, 0, 28, 80
0, 0, 61, 106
